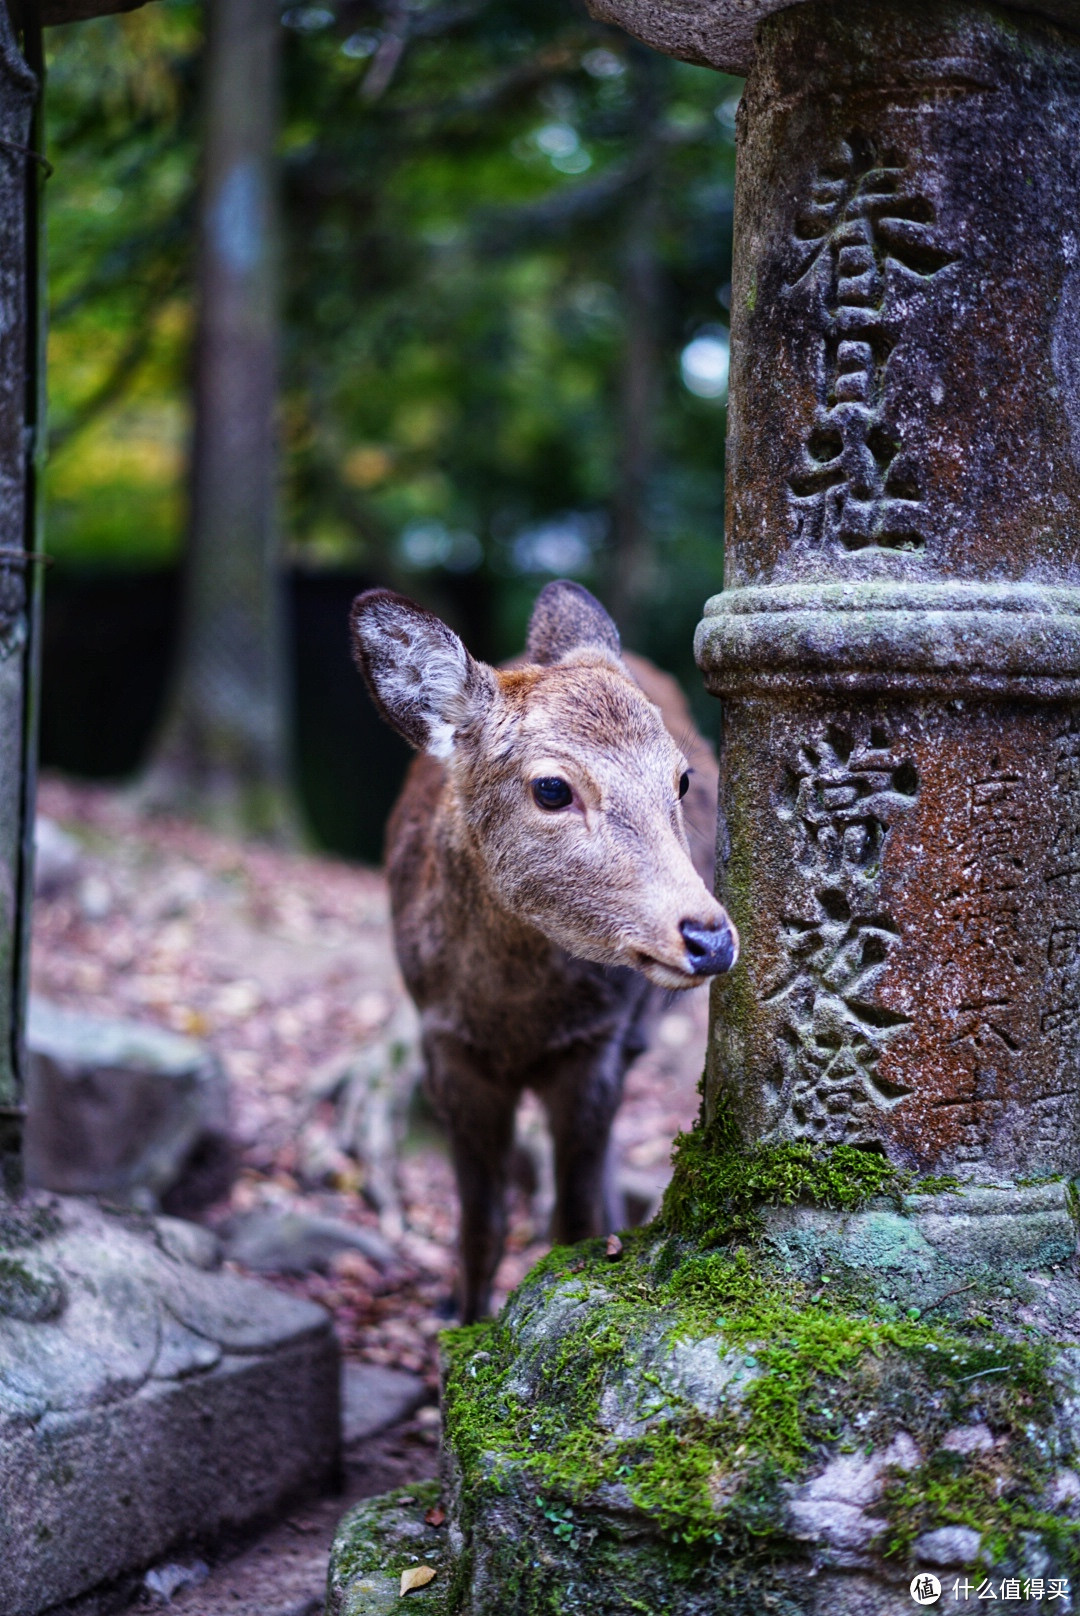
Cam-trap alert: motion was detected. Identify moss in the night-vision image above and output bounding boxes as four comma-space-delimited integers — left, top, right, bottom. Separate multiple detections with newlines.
441, 1212, 1077, 1611
0, 1254, 65, 1321
0, 1202, 60, 1249
658, 1104, 951, 1245
327, 1481, 448, 1615
332, 1480, 442, 1582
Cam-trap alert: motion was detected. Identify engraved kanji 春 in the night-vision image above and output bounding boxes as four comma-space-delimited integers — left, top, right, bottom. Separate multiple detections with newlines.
786, 133, 956, 554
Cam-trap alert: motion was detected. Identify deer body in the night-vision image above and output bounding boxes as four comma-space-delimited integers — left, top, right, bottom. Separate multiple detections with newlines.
351, 581, 737, 1321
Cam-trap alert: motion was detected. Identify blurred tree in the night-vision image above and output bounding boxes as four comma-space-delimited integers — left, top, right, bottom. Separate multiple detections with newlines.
142, 0, 293, 835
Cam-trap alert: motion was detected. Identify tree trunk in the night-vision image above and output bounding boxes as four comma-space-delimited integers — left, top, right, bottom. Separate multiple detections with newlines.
145, 0, 293, 838
608, 46, 664, 640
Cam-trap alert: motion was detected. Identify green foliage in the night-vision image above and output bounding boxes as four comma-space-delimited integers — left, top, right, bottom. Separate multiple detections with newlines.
45, 4, 200, 568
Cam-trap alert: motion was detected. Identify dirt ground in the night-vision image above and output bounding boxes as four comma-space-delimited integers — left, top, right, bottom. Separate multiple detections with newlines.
31, 774, 710, 1609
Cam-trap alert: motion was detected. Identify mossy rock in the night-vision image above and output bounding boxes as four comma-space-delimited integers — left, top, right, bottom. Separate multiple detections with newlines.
436, 1127, 1080, 1614
327, 1482, 450, 1615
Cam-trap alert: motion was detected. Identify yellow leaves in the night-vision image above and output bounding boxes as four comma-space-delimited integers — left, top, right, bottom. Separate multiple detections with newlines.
399, 1564, 437, 1595
343, 444, 394, 488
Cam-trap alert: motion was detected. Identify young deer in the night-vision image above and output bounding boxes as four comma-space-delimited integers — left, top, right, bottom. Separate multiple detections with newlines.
350, 580, 737, 1321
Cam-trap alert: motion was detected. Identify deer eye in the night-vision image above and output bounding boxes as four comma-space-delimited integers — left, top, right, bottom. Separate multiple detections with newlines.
679, 772, 691, 799
532, 777, 573, 811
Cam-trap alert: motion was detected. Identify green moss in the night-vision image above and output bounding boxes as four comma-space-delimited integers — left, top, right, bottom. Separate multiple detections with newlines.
0, 1203, 60, 1249
0, 1254, 65, 1321
658, 1105, 938, 1244
327, 1481, 449, 1615
437, 1117, 1072, 1610
441, 1218, 1075, 1609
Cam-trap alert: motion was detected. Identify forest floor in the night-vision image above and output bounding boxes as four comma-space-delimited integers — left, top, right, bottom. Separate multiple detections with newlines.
31, 775, 709, 1613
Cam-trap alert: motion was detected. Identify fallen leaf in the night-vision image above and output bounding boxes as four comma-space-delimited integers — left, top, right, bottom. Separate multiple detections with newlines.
605, 1234, 623, 1260
400, 1564, 437, 1595
424, 1505, 446, 1527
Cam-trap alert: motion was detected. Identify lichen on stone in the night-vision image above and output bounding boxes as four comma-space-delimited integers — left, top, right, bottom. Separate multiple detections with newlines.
327, 1481, 447, 1615
436, 1126, 1080, 1613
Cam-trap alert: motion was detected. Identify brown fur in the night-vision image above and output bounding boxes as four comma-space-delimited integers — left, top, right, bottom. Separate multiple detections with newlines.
351, 582, 734, 1321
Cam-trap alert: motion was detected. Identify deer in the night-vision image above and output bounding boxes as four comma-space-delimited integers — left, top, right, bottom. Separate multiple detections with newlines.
350, 579, 738, 1322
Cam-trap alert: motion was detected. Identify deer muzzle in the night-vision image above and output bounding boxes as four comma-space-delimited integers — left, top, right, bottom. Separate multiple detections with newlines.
679, 917, 739, 977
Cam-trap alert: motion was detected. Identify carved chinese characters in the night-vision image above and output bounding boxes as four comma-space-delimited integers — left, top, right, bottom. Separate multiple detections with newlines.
787, 136, 955, 555
721, 5, 1080, 591
764, 723, 917, 1145
698, 2, 1080, 1186
714, 700, 1080, 1180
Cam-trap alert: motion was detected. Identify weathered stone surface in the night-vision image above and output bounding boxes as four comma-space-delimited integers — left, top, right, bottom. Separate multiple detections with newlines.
586, 0, 1080, 75
222, 1207, 397, 1274
0, 5, 38, 1197
0, 1194, 340, 1616
694, 0, 1080, 1186
913, 1526, 984, 1567
326, 1483, 447, 1616
23, 996, 233, 1210
427, 1233, 1080, 1615
342, 1362, 427, 1445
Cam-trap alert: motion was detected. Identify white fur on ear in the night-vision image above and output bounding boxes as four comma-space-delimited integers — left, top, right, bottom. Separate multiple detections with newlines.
350, 589, 492, 756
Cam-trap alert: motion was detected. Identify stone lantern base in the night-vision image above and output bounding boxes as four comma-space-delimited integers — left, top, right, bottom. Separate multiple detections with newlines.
0, 1193, 340, 1616
328, 1127, 1080, 1615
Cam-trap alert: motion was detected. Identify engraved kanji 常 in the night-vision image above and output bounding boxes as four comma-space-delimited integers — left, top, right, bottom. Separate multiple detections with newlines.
769, 723, 919, 1145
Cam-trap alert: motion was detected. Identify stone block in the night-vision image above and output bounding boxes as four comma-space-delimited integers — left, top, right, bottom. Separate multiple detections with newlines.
222, 1209, 397, 1274
341, 1363, 427, 1445
0, 1194, 340, 1616
23, 997, 233, 1212
584, 0, 1080, 75
326, 1484, 447, 1616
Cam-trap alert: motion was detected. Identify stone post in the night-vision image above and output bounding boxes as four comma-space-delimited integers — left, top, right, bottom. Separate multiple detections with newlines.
0, 1, 40, 1200
696, 0, 1080, 1201
336, 5, 1080, 1614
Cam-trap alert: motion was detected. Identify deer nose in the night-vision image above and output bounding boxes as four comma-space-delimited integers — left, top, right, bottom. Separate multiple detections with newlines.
679, 918, 738, 976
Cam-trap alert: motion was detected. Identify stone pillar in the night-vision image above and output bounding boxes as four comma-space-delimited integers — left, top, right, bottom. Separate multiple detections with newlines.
0, 4, 40, 1198
696, 0, 1080, 1191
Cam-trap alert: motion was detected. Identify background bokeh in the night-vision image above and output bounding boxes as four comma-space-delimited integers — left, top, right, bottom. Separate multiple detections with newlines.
40, 0, 739, 859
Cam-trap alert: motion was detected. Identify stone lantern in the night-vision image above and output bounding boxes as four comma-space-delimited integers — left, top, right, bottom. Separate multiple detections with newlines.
329, 3, 1080, 1612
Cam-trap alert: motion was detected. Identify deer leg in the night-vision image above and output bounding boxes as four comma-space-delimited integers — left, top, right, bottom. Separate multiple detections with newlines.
540, 1039, 626, 1248
426, 1039, 517, 1323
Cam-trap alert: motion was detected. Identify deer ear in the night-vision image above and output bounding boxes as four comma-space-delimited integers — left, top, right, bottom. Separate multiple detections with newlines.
350, 589, 494, 758
525, 579, 621, 667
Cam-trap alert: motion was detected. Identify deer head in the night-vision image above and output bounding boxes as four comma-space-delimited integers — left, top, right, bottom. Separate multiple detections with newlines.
350, 580, 738, 989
